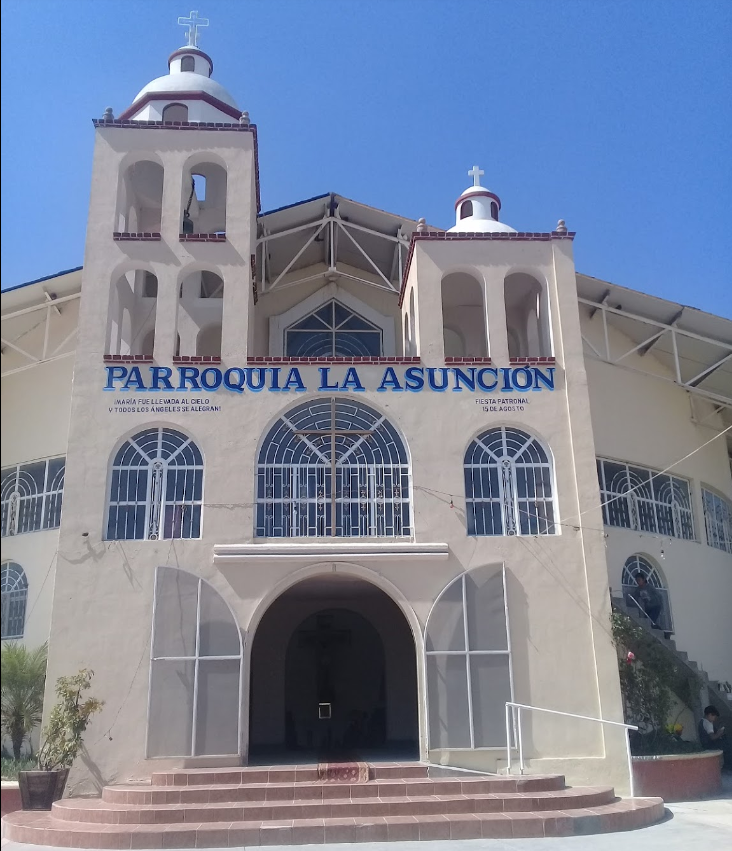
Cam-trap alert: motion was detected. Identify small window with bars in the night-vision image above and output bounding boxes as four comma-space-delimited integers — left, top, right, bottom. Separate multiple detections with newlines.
1, 457, 65, 537
596, 458, 695, 540
701, 487, 732, 554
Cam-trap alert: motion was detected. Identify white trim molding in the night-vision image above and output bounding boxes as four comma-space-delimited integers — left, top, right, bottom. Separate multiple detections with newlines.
213, 541, 449, 566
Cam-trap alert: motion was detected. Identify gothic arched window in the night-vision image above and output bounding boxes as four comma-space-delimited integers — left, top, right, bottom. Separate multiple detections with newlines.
464, 427, 556, 536
284, 300, 382, 357
1, 562, 28, 640
256, 398, 410, 538
106, 428, 203, 541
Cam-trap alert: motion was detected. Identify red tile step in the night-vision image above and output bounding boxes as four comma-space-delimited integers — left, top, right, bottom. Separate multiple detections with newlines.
2, 762, 665, 847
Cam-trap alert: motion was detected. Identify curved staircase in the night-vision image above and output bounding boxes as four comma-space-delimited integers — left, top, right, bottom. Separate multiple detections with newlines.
2, 763, 664, 847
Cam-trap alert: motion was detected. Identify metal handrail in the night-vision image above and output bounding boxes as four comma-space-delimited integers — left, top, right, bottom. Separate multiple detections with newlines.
505, 701, 639, 797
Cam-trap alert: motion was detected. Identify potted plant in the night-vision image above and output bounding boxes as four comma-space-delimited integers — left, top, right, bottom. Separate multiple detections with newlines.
18, 669, 103, 811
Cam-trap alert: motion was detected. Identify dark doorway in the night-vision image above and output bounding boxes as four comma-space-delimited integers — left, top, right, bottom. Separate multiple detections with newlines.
248, 575, 419, 761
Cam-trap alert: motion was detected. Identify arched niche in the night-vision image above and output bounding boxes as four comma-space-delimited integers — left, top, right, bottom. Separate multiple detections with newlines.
115, 159, 164, 233
441, 271, 487, 358
162, 103, 189, 123
105, 269, 157, 356
504, 272, 552, 358
181, 157, 227, 235
176, 269, 225, 357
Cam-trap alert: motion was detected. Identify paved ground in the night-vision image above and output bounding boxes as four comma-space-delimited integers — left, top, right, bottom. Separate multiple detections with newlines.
3, 776, 731, 850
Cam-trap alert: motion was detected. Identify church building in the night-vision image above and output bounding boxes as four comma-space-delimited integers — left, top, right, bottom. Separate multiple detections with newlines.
2, 12, 731, 827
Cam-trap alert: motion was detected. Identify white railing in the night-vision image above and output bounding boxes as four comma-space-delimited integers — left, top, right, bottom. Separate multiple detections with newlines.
505, 702, 639, 797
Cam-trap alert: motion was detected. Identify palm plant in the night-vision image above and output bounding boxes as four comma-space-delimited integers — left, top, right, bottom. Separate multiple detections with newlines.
1, 643, 48, 760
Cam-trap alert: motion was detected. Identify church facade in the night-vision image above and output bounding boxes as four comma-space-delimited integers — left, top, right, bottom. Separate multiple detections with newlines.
2, 21, 731, 797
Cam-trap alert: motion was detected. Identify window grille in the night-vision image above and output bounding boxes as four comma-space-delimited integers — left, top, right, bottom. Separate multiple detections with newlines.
425, 567, 512, 749
147, 566, 242, 757
702, 488, 732, 554
106, 428, 203, 540
256, 398, 411, 538
596, 458, 694, 540
1, 457, 65, 537
621, 554, 673, 633
464, 427, 556, 536
284, 300, 382, 357
1, 562, 28, 640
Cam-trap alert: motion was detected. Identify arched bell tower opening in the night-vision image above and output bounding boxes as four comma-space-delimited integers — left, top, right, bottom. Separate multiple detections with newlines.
249, 574, 419, 762
441, 271, 487, 357
504, 272, 552, 358
115, 159, 164, 233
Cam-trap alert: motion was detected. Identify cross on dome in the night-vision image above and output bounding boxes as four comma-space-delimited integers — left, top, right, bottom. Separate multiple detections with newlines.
468, 165, 485, 187
177, 10, 209, 47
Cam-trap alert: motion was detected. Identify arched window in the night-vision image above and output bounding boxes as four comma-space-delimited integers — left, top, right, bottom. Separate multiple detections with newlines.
464, 427, 556, 536
106, 428, 203, 541
425, 566, 512, 748
504, 273, 552, 358
460, 200, 473, 219
490, 201, 499, 220
162, 103, 189, 123
143, 273, 158, 298
284, 300, 382, 357
1, 562, 28, 639
621, 555, 673, 633
1, 457, 65, 536
147, 566, 242, 757
180, 55, 195, 72
256, 398, 410, 538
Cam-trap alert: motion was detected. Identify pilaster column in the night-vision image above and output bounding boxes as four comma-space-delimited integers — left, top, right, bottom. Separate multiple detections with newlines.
482, 267, 510, 362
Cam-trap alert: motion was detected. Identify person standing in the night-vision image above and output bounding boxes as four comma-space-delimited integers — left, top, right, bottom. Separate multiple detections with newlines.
698, 706, 732, 770
631, 573, 663, 628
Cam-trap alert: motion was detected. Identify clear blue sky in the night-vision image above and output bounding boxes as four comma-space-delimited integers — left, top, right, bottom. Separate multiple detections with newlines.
1, 0, 730, 316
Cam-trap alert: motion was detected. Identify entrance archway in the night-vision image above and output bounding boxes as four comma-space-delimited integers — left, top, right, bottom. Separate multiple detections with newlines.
249, 574, 418, 761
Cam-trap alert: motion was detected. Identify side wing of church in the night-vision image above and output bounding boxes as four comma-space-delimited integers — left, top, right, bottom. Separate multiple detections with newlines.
2, 18, 731, 806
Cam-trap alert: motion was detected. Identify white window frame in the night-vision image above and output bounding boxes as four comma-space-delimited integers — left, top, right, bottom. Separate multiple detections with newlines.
597, 457, 695, 541
1, 457, 65, 537
464, 427, 558, 536
701, 486, 732, 554
106, 428, 203, 541
1, 561, 28, 640
268, 283, 395, 356
146, 567, 243, 758
256, 398, 412, 539
424, 565, 514, 751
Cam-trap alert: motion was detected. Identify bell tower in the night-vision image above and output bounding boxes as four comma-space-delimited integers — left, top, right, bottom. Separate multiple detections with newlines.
78, 12, 258, 368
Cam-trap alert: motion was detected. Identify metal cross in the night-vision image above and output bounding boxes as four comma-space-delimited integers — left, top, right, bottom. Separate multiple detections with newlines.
468, 165, 485, 186
177, 10, 209, 47
295, 398, 374, 537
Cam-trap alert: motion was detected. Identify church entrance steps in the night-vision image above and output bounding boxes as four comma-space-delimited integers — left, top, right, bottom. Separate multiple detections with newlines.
2, 763, 665, 846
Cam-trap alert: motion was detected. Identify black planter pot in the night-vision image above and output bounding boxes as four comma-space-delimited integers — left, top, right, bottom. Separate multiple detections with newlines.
18, 769, 69, 810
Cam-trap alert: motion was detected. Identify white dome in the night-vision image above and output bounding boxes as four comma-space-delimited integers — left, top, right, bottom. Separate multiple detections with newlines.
132, 72, 238, 109
448, 184, 516, 234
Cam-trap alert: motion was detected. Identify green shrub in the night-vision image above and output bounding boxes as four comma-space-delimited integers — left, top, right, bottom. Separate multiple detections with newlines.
1, 643, 48, 760
1, 756, 37, 780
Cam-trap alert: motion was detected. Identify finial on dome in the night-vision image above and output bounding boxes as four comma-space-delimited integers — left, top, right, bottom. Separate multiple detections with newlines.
103, 107, 115, 122
177, 10, 209, 47
239, 111, 250, 126
556, 219, 568, 234
468, 165, 485, 187
417, 218, 427, 233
